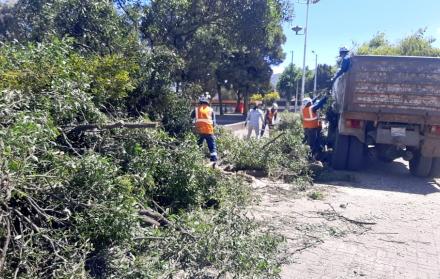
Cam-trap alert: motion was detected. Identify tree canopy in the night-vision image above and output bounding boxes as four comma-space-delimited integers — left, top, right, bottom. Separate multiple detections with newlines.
356, 29, 440, 57
276, 63, 334, 102
0, 0, 296, 277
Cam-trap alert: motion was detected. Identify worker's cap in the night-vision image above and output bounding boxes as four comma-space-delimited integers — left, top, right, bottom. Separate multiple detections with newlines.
272, 103, 279, 109
339, 46, 349, 53
302, 97, 312, 106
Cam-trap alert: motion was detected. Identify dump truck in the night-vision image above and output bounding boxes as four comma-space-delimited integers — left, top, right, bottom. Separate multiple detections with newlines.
330, 55, 440, 177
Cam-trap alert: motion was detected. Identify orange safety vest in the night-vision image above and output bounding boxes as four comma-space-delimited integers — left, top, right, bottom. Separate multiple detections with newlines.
302, 105, 320, 129
195, 105, 214, 134
266, 110, 277, 125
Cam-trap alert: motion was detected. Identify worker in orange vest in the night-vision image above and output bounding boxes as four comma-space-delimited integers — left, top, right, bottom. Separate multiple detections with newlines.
302, 95, 328, 158
191, 94, 218, 162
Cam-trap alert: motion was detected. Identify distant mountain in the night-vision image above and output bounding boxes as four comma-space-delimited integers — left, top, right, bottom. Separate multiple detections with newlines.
270, 73, 281, 88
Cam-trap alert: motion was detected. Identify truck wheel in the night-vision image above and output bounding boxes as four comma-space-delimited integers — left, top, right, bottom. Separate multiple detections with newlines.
331, 133, 349, 170
375, 144, 394, 163
429, 158, 440, 178
347, 136, 365, 171
409, 152, 433, 178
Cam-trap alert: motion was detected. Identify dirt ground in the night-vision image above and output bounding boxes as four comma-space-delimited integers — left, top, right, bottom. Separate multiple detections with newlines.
251, 159, 440, 279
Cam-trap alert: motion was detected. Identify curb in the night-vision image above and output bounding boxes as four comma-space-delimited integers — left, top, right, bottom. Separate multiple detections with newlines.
222, 121, 246, 132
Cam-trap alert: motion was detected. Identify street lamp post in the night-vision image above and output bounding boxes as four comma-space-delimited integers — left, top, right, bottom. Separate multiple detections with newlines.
292, 0, 320, 105
312, 50, 318, 97
294, 80, 299, 112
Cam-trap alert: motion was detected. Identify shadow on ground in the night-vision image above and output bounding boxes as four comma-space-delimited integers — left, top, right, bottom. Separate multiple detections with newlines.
322, 158, 440, 196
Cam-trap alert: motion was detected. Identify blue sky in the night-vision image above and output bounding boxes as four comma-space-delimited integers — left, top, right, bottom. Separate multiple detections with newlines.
272, 0, 440, 74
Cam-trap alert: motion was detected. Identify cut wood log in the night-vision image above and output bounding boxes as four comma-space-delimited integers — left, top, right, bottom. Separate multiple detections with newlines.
139, 215, 161, 227
139, 207, 171, 226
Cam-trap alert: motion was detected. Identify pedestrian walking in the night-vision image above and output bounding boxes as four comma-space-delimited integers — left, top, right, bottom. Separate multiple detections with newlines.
245, 103, 264, 139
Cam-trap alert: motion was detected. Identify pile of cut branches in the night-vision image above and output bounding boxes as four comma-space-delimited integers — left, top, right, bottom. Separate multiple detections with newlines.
0, 39, 283, 278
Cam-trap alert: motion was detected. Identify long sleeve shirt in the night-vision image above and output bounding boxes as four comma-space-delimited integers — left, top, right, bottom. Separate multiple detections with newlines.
333, 55, 351, 81
311, 96, 328, 113
246, 108, 264, 127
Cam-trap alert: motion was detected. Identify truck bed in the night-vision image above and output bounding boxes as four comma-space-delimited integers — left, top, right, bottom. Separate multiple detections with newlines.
336, 55, 440, 124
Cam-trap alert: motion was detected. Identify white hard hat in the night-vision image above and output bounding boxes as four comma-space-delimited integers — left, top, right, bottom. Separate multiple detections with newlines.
302, 97, 312, 106
199, 95, 210, 103
272, 103, 278, 109
339, 46, 349, 53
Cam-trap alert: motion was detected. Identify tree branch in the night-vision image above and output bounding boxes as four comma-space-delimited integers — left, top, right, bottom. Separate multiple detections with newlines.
0, 218, 11, 273
65, 122, 159, 133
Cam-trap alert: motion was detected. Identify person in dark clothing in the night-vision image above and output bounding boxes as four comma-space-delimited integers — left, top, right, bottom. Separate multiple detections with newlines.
331, 46, 351, 87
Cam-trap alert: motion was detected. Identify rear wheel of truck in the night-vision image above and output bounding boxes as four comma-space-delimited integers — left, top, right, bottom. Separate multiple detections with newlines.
347, 136, 365, 171
409, 152, 433, 178
429, 158, 440, 178
375, 144, 394, 163
331, 133, 349, 170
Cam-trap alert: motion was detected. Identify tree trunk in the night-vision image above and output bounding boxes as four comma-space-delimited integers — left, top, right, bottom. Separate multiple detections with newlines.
243, 85, 250, 115
217, 83, 224, 115
235, 90, 242, 113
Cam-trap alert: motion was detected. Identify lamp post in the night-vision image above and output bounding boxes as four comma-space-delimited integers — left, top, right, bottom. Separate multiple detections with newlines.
312, 50, 318, 97
292, 0, 320, 105
294, 79, 299, 112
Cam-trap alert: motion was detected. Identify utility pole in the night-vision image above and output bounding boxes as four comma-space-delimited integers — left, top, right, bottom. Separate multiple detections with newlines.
312, 50, 318, 97
300, 0, 310, 104
294, 80, 299, 112
292, 0, 320, 105
290, 51, 294, 111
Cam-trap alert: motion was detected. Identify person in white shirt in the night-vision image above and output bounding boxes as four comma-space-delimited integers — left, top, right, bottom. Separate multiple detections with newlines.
245, 104, 264, 139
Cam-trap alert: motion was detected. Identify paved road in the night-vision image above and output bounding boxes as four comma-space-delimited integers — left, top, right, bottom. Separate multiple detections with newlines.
216, 113, 246, 125
251, 159, 440, 279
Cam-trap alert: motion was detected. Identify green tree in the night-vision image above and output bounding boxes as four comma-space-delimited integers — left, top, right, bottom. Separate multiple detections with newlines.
0, 0, 135, 54
140, 0, 288, 113
356, 29, 440, 57
304, 64, 335, 94
276, 63, 301, 106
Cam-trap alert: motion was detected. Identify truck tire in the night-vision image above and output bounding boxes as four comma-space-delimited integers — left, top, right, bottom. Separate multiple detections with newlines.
375, 144, 394, 163
332, 133, 349, 170
347, 136, 365, 171
429, 158, 440, 178
409, 152, 433, 178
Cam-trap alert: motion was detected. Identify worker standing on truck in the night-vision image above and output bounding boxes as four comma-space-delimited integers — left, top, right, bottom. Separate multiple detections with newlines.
191, 94, 218, 162
302, 95, 328, 159
331, 46, 351, 87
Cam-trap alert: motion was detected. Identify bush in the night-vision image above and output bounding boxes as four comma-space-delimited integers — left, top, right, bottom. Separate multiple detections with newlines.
217, 112, 311, 183
0, 39, 285, 278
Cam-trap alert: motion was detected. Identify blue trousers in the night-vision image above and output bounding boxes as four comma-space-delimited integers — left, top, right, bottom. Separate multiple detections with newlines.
197, 134, 218, 162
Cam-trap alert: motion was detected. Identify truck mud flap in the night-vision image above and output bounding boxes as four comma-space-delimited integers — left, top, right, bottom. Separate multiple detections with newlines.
347, 136, 365, 171
409, 152, 432, 178
332, 133, 349, 170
